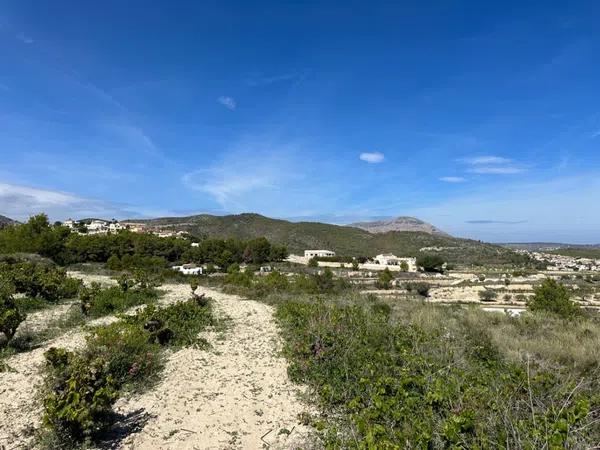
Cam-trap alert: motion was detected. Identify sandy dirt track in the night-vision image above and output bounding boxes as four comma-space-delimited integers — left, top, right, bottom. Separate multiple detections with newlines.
116, 287, 311, 450
0, 274, 311, 450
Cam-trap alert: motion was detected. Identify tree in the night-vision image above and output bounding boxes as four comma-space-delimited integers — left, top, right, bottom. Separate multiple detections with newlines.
400, 261, 409, 272
308, 257, 318, 268
377, 268, 394, 289
528, 278, 579, 318
479, 289, 497, 302
416, 255, 445, 273
351, 260, 359, 270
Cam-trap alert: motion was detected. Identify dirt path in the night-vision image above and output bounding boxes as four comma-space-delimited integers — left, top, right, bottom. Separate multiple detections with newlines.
115, 287, 312, 450
1, 276, 312, 450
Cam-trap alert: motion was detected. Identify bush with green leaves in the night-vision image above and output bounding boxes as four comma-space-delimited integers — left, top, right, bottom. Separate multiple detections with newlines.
43, 348, 118, 441
416, 254, 445, 273
0, 261, 81, 303
276, 299, 599, 448
528, 278, 580, 318
376, 268, 394, 289
79, 283, 158, 318
0, 280, 25, 347
479, 289, 498, 302
42, 296, 215, 444
405, 281, 430, 297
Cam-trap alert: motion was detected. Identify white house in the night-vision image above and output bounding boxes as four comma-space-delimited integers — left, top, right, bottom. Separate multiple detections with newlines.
63, 219, 76, 229
87, 220, 109, 234
172, 264, 202, 275
191, 242, 200, 247
304, 250, 336, 258
374, 254, 417, 271
108, 222, 125, 233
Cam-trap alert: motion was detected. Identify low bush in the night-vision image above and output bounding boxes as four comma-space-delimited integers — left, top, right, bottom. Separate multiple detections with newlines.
0, 280, 25, 347
42, 296, 215, 444
528, 278, 580, 319
479, 289, 498, 302
376, 268, 393, 289
79, 283, 158, 318
405, 282, 430, 297
276, 299, 600, 448
43, 349, 117, 442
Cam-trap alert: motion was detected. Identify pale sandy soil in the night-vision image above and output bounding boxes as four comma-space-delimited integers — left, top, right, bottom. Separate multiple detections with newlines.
1, 274, 311, 450
116, 287, 312, 450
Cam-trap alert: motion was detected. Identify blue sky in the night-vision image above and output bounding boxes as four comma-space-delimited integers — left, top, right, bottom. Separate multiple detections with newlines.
1, 1, 600, 243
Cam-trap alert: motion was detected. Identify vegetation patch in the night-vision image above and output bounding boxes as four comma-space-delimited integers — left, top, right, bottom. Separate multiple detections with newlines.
40, 295, 216, 447
275, 296, 600, 448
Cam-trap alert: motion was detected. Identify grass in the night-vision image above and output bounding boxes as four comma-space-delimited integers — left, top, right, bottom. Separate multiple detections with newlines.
273, 294, 600, 448
201, 268, 600, 450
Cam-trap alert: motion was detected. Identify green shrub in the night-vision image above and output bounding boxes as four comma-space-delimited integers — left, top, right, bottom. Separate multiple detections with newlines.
376, 268, 393, 289
528, 279, 579, 318
479, 289, 498, 302
307, 257, 318, 268
416, 254, 445, 273
43, 349, 118, 441
0, 280, 25, 347
80, 285, 158, 318
406, 282, 430, 297
275, 299, 599, 448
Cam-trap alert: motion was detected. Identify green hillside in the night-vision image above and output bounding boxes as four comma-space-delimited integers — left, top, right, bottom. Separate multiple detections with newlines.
131, 213, 532, 266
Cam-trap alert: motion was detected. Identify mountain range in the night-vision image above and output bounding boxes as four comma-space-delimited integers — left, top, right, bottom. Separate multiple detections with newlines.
349, 216, 449, 236
127, 213, 527, 266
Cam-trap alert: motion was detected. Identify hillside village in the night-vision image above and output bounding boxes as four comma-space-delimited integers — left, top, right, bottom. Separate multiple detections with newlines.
62, 219, 187, 238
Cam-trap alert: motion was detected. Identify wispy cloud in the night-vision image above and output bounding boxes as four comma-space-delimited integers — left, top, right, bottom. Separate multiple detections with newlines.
462, 155, 512, 165
461, 155, 525, 175
469, 166, 524, 174
0, 182, 135, 221
245, 70, 309, 87
466, 220, 527, 225
218, 96, 236, 110
16, 32, 34, 44
439, 176, 466, 183
359, 152, 385, 164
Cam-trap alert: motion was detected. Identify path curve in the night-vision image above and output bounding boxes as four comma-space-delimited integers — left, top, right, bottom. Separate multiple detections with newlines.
116, 287, 312, 450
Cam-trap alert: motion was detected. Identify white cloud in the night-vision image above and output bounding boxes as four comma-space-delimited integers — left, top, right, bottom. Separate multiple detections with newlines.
0, 182, 135, 221
16, 32, 34, 44
439, 176, 466, 183
218, 96, 236, 110
462, 155, 512, 165
461, 155, 524, 175
245, 70, 309, 87
359, 152, 385, 164
469, 166, 524, 174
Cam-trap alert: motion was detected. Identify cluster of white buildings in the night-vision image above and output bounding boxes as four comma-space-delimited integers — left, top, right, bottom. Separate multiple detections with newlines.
526, 251, 600, 272
63, 219, 126, 235
62, 219, 187, 238
304, 249, 336, 258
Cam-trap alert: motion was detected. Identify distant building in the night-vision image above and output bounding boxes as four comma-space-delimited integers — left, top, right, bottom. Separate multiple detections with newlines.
304, 250, 336, 258
374, 254, 417, 271
63, 219, 76, 229
108, 222, 125, 233
172, 263, 202, 275
191, 242, 200, 247
87, 220, 109, 234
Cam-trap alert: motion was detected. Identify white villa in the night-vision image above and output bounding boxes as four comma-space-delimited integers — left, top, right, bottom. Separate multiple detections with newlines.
172, 263, 202, 275
374, 254, 417, 271
304, 249, 336, 258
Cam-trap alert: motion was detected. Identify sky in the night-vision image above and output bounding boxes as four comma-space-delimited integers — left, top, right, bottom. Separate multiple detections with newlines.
1, 1, 600, 243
